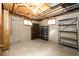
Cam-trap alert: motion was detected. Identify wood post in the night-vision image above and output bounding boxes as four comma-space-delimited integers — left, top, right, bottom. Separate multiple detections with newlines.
0, 3, 3, 55
3, 9, 10, 50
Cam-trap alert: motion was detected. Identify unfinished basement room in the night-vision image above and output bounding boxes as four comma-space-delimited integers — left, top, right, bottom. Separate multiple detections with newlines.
0, 3, 79, 56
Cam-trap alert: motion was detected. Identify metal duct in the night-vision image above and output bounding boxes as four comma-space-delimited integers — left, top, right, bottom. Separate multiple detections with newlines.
61, 3, 76, 8
65, 3, 79, 11
33, 6, 63, 19
33, 3, 79, 19
46, 4, 79, 18
39, 8, 66, 19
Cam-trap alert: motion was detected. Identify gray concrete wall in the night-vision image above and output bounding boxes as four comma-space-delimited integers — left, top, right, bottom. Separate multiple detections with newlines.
10, 15, 39, 44
39, 12, 79, 43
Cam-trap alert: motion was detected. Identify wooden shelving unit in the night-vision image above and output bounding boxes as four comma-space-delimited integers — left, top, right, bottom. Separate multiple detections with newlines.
58, 17, 79, 49
31, 23, 40, 40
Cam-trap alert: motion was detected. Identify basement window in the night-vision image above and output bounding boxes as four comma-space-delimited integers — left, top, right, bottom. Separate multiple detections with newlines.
48, 18, 56, 25
24, 20, 32, 25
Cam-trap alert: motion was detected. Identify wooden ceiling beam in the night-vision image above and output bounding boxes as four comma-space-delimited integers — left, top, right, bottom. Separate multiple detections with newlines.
32, 3, 61, 20
15, 12, 40, 21
11, 4, 32, 20
11, 3, 15, 14
4, 3, 60, 21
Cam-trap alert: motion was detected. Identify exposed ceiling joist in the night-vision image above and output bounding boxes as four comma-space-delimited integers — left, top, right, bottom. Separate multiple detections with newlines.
33, 4, 62, 19
3, 3, 79, 21
11, 3, 15, 14
33, 3, 79, 20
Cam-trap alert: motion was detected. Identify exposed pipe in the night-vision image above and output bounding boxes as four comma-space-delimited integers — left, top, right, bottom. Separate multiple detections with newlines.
34, 3, 79, 20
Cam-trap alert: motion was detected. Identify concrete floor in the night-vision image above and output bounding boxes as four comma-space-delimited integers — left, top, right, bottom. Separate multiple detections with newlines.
3, 39, 79, 56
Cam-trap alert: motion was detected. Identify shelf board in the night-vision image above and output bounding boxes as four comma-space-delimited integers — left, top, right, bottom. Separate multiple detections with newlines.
0, 45, 4, 48
60, 42, 77, 48
59, 24, 76, 26
59, 17, 77, 21
59, 30, 77, 33
43, 34, 48, 35
60, 37, 77, 41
